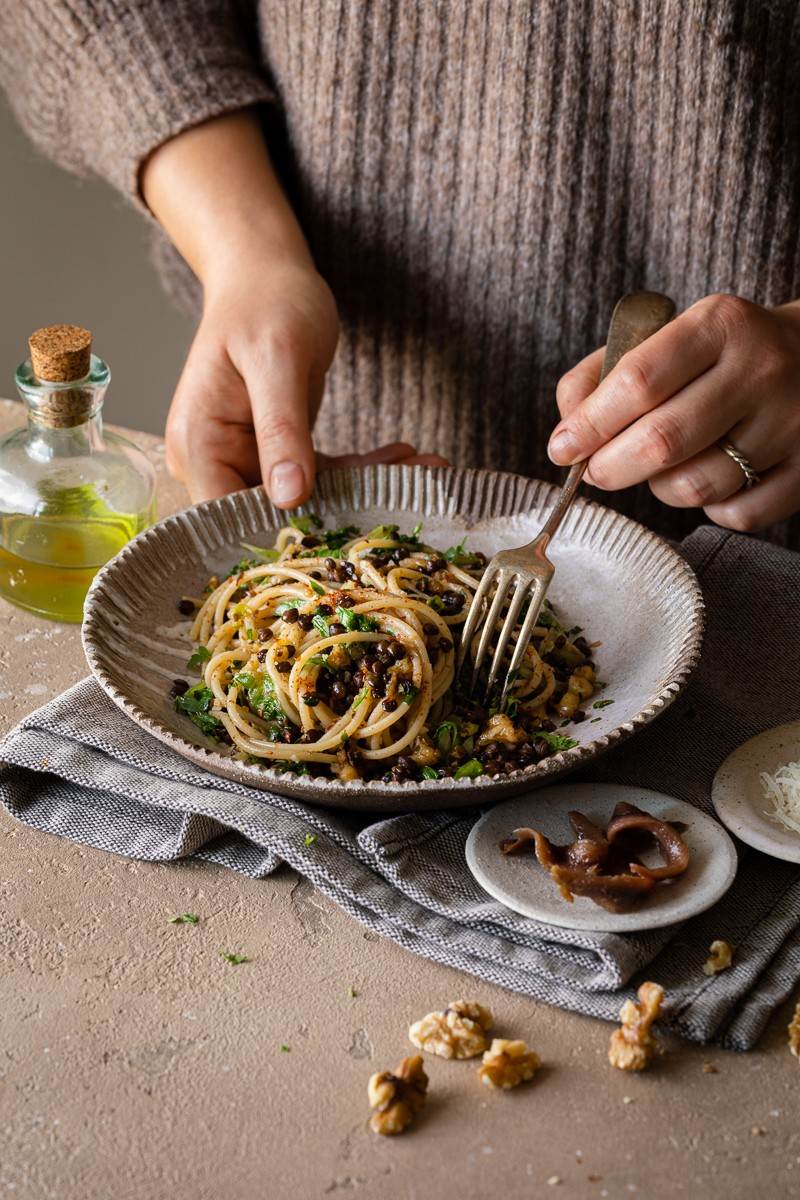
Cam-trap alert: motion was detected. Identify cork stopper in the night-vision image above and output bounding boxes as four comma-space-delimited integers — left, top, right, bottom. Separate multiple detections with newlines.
29, 324, 92, 383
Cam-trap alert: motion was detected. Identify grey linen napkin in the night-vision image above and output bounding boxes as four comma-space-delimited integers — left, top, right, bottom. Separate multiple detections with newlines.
2, 527, 799, 1049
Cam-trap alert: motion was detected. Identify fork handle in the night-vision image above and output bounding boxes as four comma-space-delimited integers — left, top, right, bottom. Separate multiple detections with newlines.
539, 290, 676, 543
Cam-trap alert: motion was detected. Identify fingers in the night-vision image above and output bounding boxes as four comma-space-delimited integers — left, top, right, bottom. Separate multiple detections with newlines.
317, 442, 419, 469
245, 336, 317, 509
548, 310, 720, 465
649, 410, 790, 509
703, 457, 800, 532
583, 363, 750, 490
555, 346, 605, 418
317, 443, 450, 470
184, 460, 249, 504
397, 453, 451, 466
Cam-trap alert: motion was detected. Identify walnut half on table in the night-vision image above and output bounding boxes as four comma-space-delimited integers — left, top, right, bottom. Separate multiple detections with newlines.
368, 1055, 429, 1136
478, 1038, 540, 1089
408, 1000, 493, 1060
608, 981, 664, 1072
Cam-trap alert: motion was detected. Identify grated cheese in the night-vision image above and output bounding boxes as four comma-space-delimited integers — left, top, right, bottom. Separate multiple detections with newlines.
760, 762, 800, 837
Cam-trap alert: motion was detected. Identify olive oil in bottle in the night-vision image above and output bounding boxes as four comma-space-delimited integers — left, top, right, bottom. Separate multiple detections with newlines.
0, 325, 156, 623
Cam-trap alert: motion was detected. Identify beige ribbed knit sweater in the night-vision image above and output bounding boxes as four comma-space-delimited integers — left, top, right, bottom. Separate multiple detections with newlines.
3, 1, 799, 545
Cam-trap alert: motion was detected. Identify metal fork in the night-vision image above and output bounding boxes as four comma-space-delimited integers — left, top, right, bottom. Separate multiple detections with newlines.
458, 290, 676, 704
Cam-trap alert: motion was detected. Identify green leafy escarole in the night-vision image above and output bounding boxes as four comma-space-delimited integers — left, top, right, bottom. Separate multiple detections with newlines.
231, 669, 285, 728
174, 683, 223, 738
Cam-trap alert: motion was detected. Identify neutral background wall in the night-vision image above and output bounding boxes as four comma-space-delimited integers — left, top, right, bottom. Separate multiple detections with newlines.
0, 96, 193, 436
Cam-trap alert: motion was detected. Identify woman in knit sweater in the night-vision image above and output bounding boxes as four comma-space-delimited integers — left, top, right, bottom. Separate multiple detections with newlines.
2, 2, 799, 545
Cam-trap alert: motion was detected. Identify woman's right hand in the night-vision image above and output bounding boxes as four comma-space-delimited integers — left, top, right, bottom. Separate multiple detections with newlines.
143, 109, 446, 507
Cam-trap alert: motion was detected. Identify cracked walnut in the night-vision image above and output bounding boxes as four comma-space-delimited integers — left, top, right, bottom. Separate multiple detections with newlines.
408, 1000, 493, 1059
478, 1038, 540, 1089
368, 1055, 428, 1135
608, 981, 664, 1072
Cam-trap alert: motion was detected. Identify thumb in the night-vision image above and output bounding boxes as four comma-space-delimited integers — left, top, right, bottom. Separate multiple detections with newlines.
246, 341, 317, 508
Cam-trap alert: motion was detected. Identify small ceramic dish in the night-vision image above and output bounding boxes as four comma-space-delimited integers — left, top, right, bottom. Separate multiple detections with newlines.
712, 721, 800, 864
82, 465, 704, 812
466, 783, 737, 933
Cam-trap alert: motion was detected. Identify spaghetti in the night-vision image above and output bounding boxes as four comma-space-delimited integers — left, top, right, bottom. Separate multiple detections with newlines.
171, 518, 601, 783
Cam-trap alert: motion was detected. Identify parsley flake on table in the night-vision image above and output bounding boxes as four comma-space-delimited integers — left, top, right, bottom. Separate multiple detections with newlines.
593, 698, 615, 709
168, 913, 200, 925
220, 952, 250, 965
280, 1044, 291, 1052
303, 833, 318, 847
348, 986, 358, 998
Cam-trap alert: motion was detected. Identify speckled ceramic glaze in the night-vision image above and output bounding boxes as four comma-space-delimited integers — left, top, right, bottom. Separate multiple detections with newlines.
82, 465, 704, 812
712, 721, 800, 864
466, 784, 738, 932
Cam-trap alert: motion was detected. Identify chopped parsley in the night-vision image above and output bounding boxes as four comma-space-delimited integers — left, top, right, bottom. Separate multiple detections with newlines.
220, 952, 250, 965
289, 513, 323, 533
312, 613, 331, 638
273, 760, 310, 776
305, 653, 330, 667
366, 523, 399, 541
275, 598, 305, 615
592, 698, 614, 709
537, 731, 579, 752
224, 557, 261, 578
444, 536, 483, 567
420, 766, 439, 780
318, 524, 359, 551
353, 687, 370, 707
454, 758, 483, 780
426, 595, 445, 611
187, 645, 211, 671
336, 605, 379, 633
434, 719, 460, 755
309, 580, 326, 595
168, 913, 200, 925
400, 682, 419, 705
303, 833, 318, 847
240, 541, 280, 563
174, 683, 223, 738
280, 1044, 291, 1052
231, 670, 285, 722
348, 986, 358, 998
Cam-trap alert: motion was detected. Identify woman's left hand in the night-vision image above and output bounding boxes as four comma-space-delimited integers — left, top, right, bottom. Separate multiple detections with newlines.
549, 294, 800, 532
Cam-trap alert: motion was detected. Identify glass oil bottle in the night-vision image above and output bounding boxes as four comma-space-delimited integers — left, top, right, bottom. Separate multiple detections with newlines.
0, 324, 156, 622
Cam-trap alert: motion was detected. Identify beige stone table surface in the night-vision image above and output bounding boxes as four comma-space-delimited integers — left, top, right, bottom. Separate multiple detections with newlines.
0, 398, 797, 1200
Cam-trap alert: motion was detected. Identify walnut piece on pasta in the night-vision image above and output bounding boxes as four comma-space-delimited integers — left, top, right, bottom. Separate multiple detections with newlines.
408, 1000, 493, 1059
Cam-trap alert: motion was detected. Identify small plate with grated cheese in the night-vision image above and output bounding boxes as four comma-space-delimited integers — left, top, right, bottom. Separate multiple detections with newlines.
712, 721, 800, 863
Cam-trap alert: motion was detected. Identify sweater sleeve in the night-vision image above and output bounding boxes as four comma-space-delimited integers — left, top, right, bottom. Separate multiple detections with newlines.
0, 0, 276, 206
